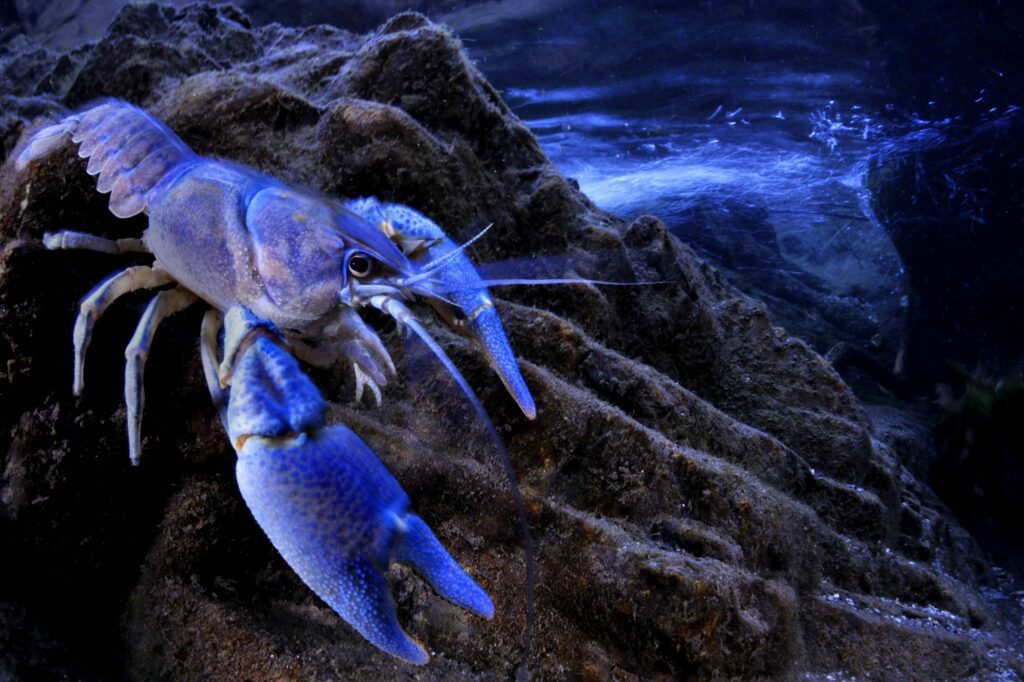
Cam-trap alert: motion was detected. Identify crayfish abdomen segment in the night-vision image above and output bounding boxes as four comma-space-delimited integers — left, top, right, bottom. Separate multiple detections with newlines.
17, 100, 197, 219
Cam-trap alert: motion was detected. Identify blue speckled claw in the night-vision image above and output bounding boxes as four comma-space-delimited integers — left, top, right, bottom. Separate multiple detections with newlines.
209, 306, 493, 664
346, 198, 537, 420
393, 514, 495, 619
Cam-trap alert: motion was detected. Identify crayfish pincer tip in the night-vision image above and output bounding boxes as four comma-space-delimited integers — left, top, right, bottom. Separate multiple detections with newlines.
336, 556, 431, 665
394, 513, 496, 619
520, 396, 537, 421
505, 380, 535, 420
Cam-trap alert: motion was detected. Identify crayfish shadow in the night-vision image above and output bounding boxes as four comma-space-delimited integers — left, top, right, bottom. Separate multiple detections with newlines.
0, 204, 258, 678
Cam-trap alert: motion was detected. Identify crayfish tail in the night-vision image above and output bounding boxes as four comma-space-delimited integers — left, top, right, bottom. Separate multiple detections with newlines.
16, 100, 197, 219
16, 121, 77, 170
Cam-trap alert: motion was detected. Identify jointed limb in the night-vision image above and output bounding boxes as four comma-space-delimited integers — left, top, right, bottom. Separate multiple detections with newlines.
44, 230, 149, 254
287, 308, 396, 406
73, 266, 173, 395
200, 308, 228, 423
124, 288, 197, 464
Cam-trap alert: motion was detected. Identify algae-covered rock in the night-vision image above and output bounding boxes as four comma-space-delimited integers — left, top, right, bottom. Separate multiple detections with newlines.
1, 4, 1021, 679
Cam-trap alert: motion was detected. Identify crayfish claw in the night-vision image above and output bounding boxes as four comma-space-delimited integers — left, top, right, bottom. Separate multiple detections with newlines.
216, 305, 492, 663
345, 198, 537, 419
337, 556, 430, 664
226, 334, 326, 442
235, 425, 489, 665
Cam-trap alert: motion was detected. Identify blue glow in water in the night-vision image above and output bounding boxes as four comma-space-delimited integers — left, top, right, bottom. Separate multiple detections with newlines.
513, 90, 897, 307
455, 1, 905, 326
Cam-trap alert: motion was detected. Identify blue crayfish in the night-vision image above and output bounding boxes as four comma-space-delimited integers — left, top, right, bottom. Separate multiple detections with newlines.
16, 99, 544, 664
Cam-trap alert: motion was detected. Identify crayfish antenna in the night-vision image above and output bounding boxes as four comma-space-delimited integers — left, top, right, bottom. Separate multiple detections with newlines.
436, 276, 676, 289
470, 253, 677, 290
398, 222, 494, 287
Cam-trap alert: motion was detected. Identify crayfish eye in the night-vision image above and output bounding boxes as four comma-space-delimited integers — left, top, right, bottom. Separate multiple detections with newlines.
347, 252, 373, 278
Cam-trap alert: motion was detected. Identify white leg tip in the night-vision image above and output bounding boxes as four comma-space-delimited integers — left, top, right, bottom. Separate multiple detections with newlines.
353, 363, 383, 407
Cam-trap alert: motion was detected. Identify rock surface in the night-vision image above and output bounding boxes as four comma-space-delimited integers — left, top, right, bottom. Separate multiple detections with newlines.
0, 4, 1021, 679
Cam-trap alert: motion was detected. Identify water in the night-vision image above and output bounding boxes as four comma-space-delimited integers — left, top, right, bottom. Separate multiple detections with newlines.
443, 0, 907, 357
0, 1, 940, 354
521, 100, 888, 287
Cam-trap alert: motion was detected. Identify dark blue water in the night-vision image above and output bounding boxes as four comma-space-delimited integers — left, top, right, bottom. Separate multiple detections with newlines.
437, 0, 908, 355
439, 0, 1020, 387
0, 0, 960, 346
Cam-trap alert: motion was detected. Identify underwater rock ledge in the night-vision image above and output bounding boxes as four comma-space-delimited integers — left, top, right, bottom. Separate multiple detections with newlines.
0, 4, 1020, 679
